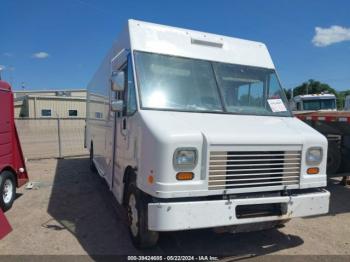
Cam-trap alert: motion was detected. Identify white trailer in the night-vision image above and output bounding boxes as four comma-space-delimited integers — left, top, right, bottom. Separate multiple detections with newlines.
86, 20, 330, 248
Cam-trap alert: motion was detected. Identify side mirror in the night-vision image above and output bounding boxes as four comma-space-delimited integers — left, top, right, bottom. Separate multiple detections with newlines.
111, 71, 125, 92
111, 100, 124, 112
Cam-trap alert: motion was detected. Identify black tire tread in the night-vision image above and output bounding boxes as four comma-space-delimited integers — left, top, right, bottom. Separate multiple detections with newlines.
126, 180, 159, 249
0, 170, 16, 212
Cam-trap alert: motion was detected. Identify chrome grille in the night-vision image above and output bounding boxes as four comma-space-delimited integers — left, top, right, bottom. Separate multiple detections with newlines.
208, 151, 301, 190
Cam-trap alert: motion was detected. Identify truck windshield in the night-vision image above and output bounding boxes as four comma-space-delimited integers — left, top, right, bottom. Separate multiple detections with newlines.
134, 51, 291, 117
303, 99, 336, 110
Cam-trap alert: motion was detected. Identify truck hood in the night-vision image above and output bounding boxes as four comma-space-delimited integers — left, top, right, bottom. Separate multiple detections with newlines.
139, 110, 326, 146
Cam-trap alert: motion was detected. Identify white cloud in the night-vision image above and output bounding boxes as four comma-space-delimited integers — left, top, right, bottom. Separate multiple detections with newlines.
3, 52, 13, 57
0, 65, 5, 71
32, 52, 50, 59
312, 25, 350, 47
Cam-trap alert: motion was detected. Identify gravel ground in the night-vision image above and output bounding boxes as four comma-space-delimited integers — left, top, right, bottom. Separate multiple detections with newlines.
1, 157, 350, 260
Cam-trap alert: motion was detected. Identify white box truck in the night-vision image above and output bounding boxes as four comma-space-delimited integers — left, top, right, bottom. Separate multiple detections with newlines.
86, 20, 330, 248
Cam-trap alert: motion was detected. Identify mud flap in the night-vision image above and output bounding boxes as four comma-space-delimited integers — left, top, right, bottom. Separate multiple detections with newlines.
0, 210, 12, 240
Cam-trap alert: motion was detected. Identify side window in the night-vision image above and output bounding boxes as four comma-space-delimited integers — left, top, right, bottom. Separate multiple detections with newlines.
297, 102, 301, 110
68, 110, 78, 117
237, 82, 264, 106
41, 109, 52, 117
237, 84, 250, 105
125, 55, 137, 116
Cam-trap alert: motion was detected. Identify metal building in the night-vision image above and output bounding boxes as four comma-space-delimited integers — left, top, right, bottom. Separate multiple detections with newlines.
14, 89, 87, 118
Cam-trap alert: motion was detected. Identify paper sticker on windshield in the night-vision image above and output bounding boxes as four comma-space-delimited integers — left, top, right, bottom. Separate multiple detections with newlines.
267, 99, 287, 112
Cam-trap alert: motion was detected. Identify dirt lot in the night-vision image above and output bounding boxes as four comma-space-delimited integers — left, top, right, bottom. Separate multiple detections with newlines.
1, 157, 350, 259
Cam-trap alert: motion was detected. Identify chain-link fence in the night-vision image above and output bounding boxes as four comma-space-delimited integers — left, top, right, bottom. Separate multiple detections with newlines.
15, 118, 88, 160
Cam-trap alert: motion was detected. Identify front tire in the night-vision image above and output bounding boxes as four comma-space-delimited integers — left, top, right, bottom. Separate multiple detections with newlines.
0, 171, 16, 211
126, 181, 159, 249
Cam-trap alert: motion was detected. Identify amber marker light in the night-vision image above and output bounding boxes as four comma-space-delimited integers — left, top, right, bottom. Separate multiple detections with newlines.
176, 172, 194, 181
148, 175, 154, 184
307, 167, 319, 175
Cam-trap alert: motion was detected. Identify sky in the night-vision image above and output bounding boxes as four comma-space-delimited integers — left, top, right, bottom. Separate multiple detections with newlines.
0, 0, 350, 91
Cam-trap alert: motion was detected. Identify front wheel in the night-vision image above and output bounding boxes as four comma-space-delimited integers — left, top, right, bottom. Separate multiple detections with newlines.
126, 181, 159, 249
0, 171, 16, 211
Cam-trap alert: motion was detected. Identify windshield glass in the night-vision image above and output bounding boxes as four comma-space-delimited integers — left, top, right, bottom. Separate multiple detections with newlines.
134, 51, 291, 117
303, 99, 336, 110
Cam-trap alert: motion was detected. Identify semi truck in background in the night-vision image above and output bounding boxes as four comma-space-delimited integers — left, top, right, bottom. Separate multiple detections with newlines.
86, 20, 330, 248
291, 93, 337, 111
295, 111, 350, 177
0, 80, 29, 211
291, 93, 350, 178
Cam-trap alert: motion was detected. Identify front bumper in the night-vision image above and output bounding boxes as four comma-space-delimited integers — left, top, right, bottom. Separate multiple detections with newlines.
148, 189, 330, 231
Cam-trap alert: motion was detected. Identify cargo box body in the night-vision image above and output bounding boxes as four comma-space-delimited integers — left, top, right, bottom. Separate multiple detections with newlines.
0, 81, 29, 191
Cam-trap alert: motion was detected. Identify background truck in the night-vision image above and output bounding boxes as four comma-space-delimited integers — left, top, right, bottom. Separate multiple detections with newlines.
291, 93, 337, 111
86, 20, 330, 248
294, 111, 350, 180
291, 92, 350, 180
0, 80, 29, 211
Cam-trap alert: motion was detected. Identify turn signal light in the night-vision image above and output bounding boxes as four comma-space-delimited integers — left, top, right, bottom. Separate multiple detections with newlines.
147, 175, 154, 184
307, 167, 319, 175
176, 172, 194, 181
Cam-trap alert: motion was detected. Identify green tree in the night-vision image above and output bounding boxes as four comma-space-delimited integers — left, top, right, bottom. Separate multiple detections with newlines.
284, 88, 292, 100
338, 90, 350, 109
292, 79, 337, 97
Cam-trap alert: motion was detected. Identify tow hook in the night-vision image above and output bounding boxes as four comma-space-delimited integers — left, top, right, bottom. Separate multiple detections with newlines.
281, 186, 290, 196
223, 191, 232, 205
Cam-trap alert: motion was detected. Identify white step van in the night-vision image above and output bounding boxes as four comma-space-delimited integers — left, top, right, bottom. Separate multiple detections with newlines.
86, 20, 330, 248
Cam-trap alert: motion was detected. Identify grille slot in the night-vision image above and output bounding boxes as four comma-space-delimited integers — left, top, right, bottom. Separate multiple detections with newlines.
208, 151, 301, 190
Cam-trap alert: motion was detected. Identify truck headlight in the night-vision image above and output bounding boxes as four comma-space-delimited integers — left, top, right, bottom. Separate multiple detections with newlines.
173, 148, 197, 170
306, 147, 323, 165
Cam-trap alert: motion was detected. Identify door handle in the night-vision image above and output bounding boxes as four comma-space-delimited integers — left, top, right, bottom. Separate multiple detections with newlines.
122, 118, 126, 130
121, 118, 128, 137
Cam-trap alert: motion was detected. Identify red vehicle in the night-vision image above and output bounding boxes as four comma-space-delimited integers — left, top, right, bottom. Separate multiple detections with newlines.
0, 80, 29, 211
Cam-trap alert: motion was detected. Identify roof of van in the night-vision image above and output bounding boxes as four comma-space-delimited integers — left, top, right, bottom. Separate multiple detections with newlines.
128, 19, 275, 69
0, 80, 11, 91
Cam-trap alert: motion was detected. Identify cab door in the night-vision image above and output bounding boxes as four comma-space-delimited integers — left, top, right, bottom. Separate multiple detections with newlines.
112, 54, 138, 201
105, 50, 128, 189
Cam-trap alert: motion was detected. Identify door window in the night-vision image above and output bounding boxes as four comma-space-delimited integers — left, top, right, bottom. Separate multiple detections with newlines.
124, 55, 137, 116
